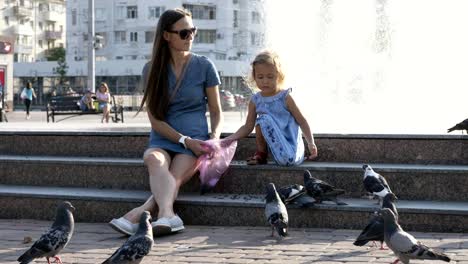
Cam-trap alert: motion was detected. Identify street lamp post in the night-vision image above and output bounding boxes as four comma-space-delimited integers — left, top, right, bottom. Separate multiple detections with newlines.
87, 0, 95, 93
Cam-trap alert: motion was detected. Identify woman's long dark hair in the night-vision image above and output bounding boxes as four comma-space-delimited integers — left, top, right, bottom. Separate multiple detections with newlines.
138, 8, 191, 120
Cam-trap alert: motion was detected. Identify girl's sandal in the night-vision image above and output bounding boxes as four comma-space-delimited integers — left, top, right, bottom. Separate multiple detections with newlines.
246, 151, 267, 165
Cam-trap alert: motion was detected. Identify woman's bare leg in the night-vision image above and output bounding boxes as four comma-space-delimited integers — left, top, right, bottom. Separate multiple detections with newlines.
121, 148, 171, 223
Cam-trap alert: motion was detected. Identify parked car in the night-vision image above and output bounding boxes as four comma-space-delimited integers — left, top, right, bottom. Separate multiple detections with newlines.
219, 90, 236, 110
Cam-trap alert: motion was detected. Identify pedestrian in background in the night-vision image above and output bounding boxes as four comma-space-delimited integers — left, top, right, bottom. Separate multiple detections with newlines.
96, 82, 111, 123
20, 82, 36, 120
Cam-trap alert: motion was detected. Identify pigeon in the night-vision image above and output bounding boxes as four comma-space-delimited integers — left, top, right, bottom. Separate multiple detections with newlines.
380, 208, 451, 264
303, 170, 347, 205
447, 118, 468, 134
102, 211, 154, 264
278, 184, 316, 207
353, 193, 398, 250
265, 183, 288, 238
362, 165, 393, 203
18, 201, 75, 264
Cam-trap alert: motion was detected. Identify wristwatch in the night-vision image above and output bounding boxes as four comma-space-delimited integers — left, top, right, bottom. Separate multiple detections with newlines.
178, 135, 189, 149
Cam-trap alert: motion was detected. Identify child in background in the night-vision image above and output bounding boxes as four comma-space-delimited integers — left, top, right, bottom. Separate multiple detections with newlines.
80, 90, 95, 112
224, 50, 318, 166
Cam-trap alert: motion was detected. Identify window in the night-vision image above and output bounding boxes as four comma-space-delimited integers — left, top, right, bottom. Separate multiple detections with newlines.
4, 16, 9, 26
38, 40, 43, 48
195, 30, 216, 44
95, 8, 105, 21
183, 4, 216, 20
115, 6, 125, 19
250, 32, 264, 46
251, 11, 260, 24
38, 22, 43, 30
148, 6, 165, 19
233, 10, 238, 27
115, 56, 123, 60
114, 31, 126, 43
233, 0, 239, 4
71, 9, 77, 25
130, 32, 138, 42
145, 31, 155, 43
127, 6, 137, 19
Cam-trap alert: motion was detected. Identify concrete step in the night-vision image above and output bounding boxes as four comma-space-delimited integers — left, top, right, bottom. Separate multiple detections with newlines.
1, 155, 468, 201
0, 185, 466, 233
1, 130, 467, 164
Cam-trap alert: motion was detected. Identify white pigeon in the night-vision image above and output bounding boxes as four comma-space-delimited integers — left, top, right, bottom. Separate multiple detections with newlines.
102, 211, 154, 264
265, 183, 288, 238
18, 201, 75, 264
381, 208, 451, 264
362, 165, 393, 201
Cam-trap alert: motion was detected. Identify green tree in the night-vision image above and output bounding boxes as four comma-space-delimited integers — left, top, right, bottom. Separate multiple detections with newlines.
46, 47, 65, 61
54, 57, 69, 85
47, 47, 68, 85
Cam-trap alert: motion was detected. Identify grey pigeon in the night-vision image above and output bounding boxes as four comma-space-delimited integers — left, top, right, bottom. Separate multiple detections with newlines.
447, 118, 468, 134
362, 165, 393, 203
103, 211, 154, 264
380, 208, 450, 264
353, 193, 398, 249
278, 184, 316, 207
303, 170, 347, 205
18, 201, 75, 264
265, 183, 288, 238
278, 184, 305, 202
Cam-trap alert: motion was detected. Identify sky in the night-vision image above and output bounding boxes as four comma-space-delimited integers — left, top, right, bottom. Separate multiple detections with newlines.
263, 0, 468, 134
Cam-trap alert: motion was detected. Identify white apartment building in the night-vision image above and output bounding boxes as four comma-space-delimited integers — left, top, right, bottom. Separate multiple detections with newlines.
12, 0, 266, 107
67, 0, 264, 63
62, 0, 265, 94
0, 0, 66, 63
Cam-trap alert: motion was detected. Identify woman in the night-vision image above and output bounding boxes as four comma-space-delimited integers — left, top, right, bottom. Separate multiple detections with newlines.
96, 82, 111, 123
20, 82, 36, 120
109, 8, 223, 236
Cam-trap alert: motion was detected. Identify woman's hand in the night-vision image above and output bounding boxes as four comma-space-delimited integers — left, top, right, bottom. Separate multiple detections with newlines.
186, 138, 213, 157
307, 143, 318, 160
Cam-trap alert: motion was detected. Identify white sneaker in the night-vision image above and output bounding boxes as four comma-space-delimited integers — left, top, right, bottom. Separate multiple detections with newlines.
108, 217, 138, 236
151, 215, 184, 236
26, 115, 31, 120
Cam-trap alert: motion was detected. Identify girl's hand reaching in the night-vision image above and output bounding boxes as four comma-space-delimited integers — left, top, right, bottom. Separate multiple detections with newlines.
307, 143, 318, 160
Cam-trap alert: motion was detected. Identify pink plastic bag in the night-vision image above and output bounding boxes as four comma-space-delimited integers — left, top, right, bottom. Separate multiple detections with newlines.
197, 139, 237, 194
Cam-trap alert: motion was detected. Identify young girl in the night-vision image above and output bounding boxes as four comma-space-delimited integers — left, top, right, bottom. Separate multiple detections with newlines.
96, 82, 111, 123
224, 50, 318, 166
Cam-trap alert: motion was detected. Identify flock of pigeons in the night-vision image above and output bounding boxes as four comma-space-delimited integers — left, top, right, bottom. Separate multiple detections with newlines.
17, 202, 153, 264
16, 165, 452, 264
265, 165, 451, 264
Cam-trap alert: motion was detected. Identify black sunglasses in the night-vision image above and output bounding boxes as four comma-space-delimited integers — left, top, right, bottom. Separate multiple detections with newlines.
166, 27, 197, 40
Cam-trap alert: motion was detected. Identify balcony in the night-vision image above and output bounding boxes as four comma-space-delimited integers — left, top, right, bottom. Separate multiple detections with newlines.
15, 44, 33, 54
13, 25, 34, 35
13, 6, 33, 17
45, 30, 63, 40
43, 10, 63, 21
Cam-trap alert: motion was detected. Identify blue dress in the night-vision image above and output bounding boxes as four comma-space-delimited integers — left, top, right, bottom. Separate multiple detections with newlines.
251, 88, 305, 166
148, 53, 221, 156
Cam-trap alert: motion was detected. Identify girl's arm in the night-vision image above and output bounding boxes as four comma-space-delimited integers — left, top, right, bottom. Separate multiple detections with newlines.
147, 111, 209, 157
32, 89, 37, 98
224, 100, 257, 142
205, 85, 223, 139
285, 94, 318, 159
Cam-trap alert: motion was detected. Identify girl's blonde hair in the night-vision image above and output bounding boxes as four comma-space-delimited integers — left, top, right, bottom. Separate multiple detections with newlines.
99, 82, 109, 93
246, 50, 286, 89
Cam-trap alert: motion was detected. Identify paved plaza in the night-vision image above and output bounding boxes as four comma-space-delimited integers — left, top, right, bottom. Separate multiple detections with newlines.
1, 219, 467, 263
